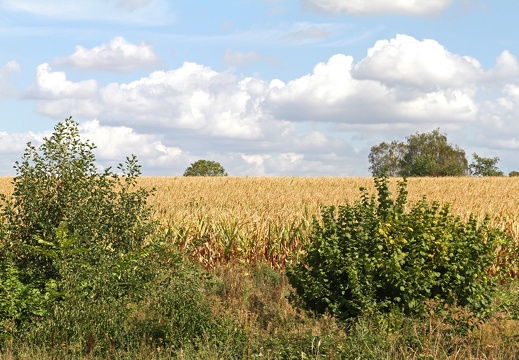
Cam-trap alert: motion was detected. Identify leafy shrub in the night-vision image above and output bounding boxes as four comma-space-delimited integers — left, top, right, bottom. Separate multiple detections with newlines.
1, 118, 155, 282
287, 175, 515, 321
0, 118, 240, 356
0, 118, 156, 339
22, 237, 224, 356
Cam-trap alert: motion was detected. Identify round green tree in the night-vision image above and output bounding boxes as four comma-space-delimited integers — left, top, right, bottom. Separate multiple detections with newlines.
368, 129, 468, 177
469, 153, 504, 176
183, 160, 228, 177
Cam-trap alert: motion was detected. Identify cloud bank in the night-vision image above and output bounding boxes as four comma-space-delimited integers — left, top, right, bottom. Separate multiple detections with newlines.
3, 34, 519, 176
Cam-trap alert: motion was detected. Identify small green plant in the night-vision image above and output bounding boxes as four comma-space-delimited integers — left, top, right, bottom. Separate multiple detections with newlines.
287, 174, 515, 322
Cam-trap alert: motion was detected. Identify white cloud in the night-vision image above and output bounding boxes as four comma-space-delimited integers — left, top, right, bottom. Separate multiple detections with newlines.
28, 35, 485, 146
54, 37, 159, 72
30, 35, 501, 133
28, 63, 98, 99
0, 60, 21, 97
31, 61, 293, 141
0, 130, 40, 155
25, 63, 100, 118
237, 152, 304, 175
0, 121, 190, 176
78, 120, 184, 171
486, 51, 519, 82
301, 0, 453, 16
267, 52, 477, 125
353, 34, 482, 90
19, 34, 519, 176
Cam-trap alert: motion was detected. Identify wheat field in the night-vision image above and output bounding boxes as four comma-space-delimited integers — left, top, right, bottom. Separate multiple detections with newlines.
2, 176, 519, 269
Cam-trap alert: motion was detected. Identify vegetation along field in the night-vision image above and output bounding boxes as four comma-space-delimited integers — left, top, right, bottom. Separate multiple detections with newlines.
3, 176, 519, 270
145, 176, 519, 267
2, 119, 519, 359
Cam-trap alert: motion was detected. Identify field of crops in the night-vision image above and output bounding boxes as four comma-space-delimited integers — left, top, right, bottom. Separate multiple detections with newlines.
2, 176, 519, 269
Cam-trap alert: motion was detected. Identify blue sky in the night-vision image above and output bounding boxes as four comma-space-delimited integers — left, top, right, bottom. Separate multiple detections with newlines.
1, 0, 519, 176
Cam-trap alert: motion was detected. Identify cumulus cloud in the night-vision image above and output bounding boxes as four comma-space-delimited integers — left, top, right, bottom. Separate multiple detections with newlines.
30, 60, 295, 142
20, 34, 519, 176
54, 37, 159, 72
78, 120, 184, 171
28, 35, 488, 146
486, 51, 519, 83
478, 85, 519, 136
353, 34, 482, 90
267, 50, 477, 125
28, 63, 98, 99
25, 63, 100, 118
0, 130, 41, 155
0, 120, 189, 176
0, 129, 51, 175
301, 0, 453, 16
239, 152, 304, 175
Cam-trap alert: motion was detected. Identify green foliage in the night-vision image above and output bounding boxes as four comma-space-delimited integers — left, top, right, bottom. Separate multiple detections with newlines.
0, 117, 155, 341
287, 175, 514, 322
509, 171, 519, 177
1, 117, 155, 285
469, 153, 504, 176
0, 260, 50, 341
368, 140, 407, 177
0, 117, 238, 356
368, 129, 468, 177
22, 238, 226, 356
183, 159, 228, 177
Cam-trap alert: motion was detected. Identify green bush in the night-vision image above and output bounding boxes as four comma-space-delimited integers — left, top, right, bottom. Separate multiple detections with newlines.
0, 117, 241, 356
0, 118, 155, 333
287, 175, 515, 321
1, 117, 155, 281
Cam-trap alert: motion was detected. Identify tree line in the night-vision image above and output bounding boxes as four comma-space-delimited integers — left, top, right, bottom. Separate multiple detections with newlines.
368, 128, 510, 177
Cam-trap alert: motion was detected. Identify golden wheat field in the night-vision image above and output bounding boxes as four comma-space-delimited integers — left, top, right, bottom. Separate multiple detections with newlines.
2, 176, 519, 269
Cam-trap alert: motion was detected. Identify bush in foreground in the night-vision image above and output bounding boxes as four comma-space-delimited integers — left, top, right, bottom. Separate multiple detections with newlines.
287, 174, 517, 322
0, 118, 242, 357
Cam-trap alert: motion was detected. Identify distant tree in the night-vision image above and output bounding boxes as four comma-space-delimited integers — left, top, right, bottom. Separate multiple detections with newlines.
509, 171, 519, 177
368, 140, 407, 177
368, 129, 468, 177
401, 129, 468, 177
469, 153, 504, 177
183, 160, 228, 177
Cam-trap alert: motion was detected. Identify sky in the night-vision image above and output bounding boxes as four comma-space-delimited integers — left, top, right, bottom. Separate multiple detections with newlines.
1, 0, 519, 176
